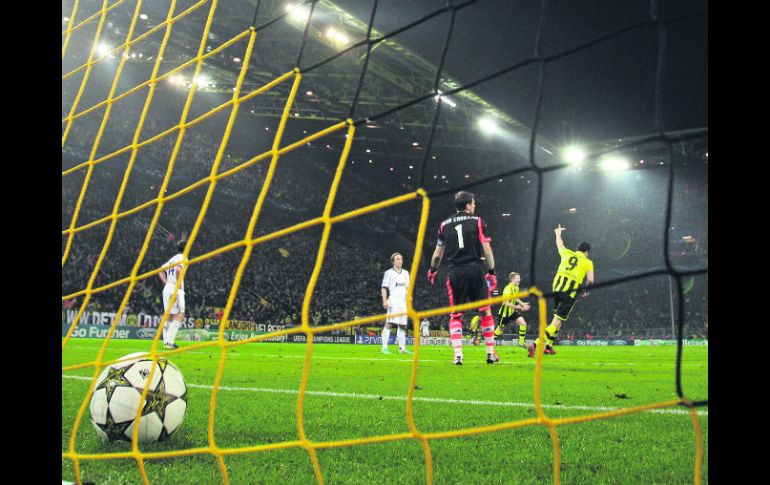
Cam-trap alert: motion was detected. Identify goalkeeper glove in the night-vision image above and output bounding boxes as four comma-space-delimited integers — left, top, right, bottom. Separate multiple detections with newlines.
485, 270, 497, 292
427, 267, 438, 285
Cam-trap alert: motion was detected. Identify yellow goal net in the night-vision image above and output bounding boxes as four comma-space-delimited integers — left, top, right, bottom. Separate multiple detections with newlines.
62, 1, 708, 483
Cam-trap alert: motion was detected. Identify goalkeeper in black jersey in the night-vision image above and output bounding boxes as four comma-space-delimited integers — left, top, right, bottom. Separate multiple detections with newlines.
427, 191, 499, 365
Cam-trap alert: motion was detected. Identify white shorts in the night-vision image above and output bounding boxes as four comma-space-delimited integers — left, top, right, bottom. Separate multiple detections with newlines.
163, 288, 185, 314
386, 307, 408, 327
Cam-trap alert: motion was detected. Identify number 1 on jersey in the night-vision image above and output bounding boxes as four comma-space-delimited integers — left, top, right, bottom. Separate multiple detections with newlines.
454, 224, 464, 249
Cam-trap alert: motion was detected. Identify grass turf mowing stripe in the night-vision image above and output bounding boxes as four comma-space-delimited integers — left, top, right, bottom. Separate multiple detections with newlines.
63, 345, 706, 367
62, 374, 707, 416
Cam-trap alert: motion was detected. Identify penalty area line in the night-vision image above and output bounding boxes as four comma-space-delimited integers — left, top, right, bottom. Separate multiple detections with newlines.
62, 375, 707, 416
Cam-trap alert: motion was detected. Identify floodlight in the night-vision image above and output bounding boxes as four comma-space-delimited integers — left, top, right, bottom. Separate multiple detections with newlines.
477, 117, 499, 134
326, 27, 349, 45
285, 4, 309, 23
435, 90, 457, 108
95, 43, 111, 56
193, 75, 209, 88
562, 146, 586, 164
599, 155, 630, 171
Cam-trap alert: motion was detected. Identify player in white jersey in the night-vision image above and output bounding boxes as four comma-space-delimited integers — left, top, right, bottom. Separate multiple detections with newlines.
158, 240, 187, 350
420, 318, 430, 338
380, 253, 412, 355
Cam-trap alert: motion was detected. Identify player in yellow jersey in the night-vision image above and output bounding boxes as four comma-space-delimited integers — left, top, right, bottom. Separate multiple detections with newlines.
529, 225, 594, 357
495, 272, 531, 347
469, 315, 481, 345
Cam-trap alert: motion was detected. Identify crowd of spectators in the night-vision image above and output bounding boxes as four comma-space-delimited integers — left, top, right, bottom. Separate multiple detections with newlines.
62, 93, 707, 339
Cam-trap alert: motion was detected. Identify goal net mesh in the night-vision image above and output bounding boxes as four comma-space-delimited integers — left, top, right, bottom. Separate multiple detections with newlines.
62, 0, 708, 483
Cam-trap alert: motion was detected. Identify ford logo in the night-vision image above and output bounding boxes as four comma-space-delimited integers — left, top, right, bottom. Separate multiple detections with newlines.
136, 328, 156, 339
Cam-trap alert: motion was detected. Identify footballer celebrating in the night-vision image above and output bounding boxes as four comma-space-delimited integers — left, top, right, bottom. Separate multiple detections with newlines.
495, 272, 530, 347
529, 225, 594, 357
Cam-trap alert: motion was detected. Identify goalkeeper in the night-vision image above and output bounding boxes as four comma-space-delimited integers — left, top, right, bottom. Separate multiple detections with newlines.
494, 272, 530, 347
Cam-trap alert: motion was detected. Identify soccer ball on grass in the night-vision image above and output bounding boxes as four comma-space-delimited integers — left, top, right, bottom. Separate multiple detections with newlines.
89, 352, 188, 443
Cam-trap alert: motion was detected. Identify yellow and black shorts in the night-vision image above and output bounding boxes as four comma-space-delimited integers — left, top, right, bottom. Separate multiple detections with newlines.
498, 311, 522, 329
552, 292, 578, 321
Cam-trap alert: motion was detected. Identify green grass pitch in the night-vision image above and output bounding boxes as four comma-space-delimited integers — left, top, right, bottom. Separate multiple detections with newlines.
62, 339, 708, 484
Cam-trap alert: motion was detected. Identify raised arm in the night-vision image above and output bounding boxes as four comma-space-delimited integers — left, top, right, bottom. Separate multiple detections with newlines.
555, 224, 566, 252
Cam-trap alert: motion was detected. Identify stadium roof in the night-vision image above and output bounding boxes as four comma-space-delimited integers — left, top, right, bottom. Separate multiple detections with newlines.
65, 0, 559, 163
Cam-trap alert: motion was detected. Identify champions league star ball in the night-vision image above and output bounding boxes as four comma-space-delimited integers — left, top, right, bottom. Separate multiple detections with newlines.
89, 352, 188, 443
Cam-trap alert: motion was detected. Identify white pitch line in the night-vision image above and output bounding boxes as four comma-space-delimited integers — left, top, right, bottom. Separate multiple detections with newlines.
63, 346, 706, 367
62, 374, 707, 416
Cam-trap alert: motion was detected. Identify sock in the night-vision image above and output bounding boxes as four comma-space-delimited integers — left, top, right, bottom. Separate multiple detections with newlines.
162, 324, 169, 345
168, 319, 181, 345
518, 324, 526, 345
382, 326, 391, 349
397, 326, 406, 350
449, 317, 464, 357
545, 324, 559, 347
481, 315, 495, 354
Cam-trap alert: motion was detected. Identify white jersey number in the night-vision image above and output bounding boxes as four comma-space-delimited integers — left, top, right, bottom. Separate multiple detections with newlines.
454, 224, 464, 249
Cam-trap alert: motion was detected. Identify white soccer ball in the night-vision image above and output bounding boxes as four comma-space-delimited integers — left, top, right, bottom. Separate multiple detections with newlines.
89, 352, 188, 443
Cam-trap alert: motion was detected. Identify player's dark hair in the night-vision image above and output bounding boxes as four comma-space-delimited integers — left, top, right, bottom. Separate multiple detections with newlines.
454, 191, 475, 211
577, 242, 591, 253
390, 252, 402, 264
176, 240, 187, 253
